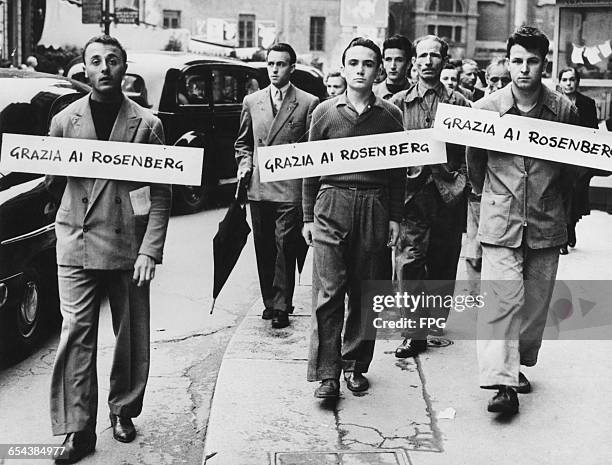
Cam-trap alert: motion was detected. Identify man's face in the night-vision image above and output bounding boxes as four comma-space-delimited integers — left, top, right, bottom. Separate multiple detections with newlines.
486, 64, 511, 93
383, 48, 408, 84
559, 70, 578, 95
440, 68, 459, 90
413, 38, 445, 84
267, 51, 294, 88
326, 76, 346, 97
508, 44, 546, 92
342, 45, 380, 92
460, 63, 478, 89
84, 42, 126, 100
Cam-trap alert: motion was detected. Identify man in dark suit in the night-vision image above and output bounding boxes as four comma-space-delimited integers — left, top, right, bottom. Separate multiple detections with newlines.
459, 58, 485, 101
235, 43, 319, 329
48, 35, 171, 463
558, 66, 600, 254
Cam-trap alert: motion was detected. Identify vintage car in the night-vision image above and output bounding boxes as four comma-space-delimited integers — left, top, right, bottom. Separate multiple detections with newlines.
66, 53, 327, 213
0, 69, 89, 361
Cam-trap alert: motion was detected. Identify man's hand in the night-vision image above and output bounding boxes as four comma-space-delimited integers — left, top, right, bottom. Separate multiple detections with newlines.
302, 222, 314, 247
133, 254, 156, 287
388, 221, 400, 248
237, 165, 252, 184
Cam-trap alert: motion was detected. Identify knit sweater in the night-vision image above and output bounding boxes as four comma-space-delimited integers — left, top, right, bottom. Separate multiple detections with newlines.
302, 94, 406, 222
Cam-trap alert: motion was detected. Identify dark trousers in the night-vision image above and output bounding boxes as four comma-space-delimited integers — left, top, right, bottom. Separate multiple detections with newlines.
50, 266, 150, 435
250, 201, 302, 312
395, 184, 464, 338
307, 185, 391, 381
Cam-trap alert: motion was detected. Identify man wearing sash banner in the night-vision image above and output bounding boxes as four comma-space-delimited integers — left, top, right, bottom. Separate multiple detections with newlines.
390, 35, 470, 359
466, 26, 580, 415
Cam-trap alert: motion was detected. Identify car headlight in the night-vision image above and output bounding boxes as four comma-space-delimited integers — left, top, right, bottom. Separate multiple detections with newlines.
0, 283, 7, 308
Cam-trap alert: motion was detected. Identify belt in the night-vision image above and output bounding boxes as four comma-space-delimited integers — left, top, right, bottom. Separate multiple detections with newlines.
323, 183, 383, 191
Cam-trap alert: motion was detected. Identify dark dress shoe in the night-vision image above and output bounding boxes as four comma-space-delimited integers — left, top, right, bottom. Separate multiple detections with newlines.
560, 246, 569, 255
271, 310, 289, 328
54, 430, 96, 464
487, 386, 519, 414
261, 308, 274, 320
395, 338, 427, 358
516, 372, 532, 394
110, 413, 136, 443
314, 379, 340, 398
344, 372, 369, 392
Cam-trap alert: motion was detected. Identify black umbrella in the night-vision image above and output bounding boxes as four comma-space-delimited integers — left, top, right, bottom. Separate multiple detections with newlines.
296, 234, 309, 284
210, 179, 251, 314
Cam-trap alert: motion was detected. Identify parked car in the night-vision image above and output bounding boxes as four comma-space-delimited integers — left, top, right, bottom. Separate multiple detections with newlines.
68, 51, 266, 213
0, 69, 90, 361
249, 61, 328, 102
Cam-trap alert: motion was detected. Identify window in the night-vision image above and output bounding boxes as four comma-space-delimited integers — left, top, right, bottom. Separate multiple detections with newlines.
428, 0, 463, 13
310, 17, 325, 52
427, 25, 463, 43
211, 69, 239, 104
163, 10, 181, 29
238, 14, 256, 47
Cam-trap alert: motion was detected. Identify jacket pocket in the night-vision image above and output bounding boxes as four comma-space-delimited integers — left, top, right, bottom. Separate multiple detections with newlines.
479, 192, 512, 238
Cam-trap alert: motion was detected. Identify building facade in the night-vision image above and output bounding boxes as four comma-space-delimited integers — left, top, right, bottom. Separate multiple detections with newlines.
1, 0, 46, 67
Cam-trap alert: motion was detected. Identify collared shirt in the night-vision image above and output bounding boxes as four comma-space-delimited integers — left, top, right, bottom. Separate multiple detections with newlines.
270, 82, 291, 114
373, 79, 411, 100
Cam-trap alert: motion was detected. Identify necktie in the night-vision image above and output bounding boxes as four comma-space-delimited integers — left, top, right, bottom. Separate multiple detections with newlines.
273, 88, 283, 114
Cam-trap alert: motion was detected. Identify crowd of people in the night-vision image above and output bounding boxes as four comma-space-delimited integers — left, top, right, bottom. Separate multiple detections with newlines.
43, 25, 608, 463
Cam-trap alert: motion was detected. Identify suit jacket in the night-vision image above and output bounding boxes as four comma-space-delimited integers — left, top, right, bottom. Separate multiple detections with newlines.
46, 94, 172, 269
574, 92, 598, 129
466, 85, 580, 249
235, 84, 319, 202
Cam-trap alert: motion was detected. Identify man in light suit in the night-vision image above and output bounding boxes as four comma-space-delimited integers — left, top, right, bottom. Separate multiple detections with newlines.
48, 35, 171, 464
235, 42, 319, 329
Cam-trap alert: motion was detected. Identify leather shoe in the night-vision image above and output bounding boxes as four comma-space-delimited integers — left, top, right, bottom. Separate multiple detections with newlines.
560, 246, 569, 255
261, 308, 274, 320
314, 378, 340, 398
395, 338, 427, 358
343, 372, 369, 392
271, 310, 289, 329
487, 386, 519, 414
516, 372, 532, 394
109, 413, 136, 443
54, 430, 96, 464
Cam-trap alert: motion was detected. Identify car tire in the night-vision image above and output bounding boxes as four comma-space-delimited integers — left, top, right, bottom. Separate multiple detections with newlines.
0, 265, 59, 364
173, 184, 209, 214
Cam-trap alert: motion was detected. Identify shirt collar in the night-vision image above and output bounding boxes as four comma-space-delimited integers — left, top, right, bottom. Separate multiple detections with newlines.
270, 82, 291, 98
335, 91, 382, 110
403, 80, 448, 103
498, 83, 559, 116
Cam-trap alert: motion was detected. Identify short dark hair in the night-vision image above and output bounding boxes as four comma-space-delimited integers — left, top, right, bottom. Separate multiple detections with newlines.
558, 66, 580, 84
413, 35, 449, 59
82, 34, 127, 64
442, 63, 458, 71
266, 43, 297, 65
342, 37, 382, 66
506, 25, 549, 61
383, 34, 412, 59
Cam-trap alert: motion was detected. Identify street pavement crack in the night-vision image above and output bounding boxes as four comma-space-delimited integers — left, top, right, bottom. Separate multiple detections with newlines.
415, 356, 444, 452
155, 325, 234, 344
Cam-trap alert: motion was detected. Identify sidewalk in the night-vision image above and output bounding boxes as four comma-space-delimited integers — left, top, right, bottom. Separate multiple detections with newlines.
202, 212, 612, 465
